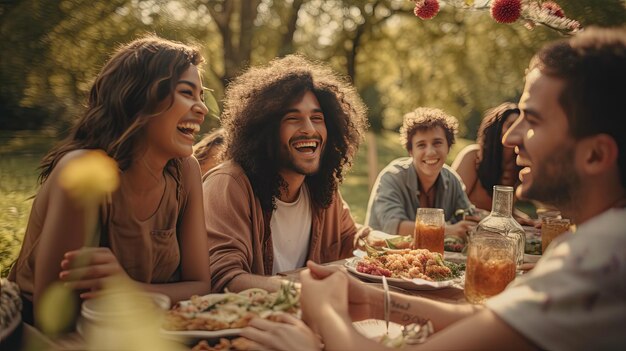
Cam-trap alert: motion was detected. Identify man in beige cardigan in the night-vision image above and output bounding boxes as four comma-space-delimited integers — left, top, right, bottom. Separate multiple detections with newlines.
202, 55, 369, 293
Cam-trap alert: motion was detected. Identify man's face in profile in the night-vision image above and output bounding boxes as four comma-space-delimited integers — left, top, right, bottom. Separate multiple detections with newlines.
503, 68, 580, 207
277, 91, 327, 176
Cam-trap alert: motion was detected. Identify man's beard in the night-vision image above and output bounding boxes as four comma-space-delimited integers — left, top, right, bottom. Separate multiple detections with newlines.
279, 144, 324, 176
524, 145, 580, 208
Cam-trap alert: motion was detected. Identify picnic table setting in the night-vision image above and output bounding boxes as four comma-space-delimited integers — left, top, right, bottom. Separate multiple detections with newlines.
6, 206, 564, 351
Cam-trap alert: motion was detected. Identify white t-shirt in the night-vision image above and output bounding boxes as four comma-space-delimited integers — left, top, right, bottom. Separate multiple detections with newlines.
270, 184, 312, 275
486, 208, 626, 351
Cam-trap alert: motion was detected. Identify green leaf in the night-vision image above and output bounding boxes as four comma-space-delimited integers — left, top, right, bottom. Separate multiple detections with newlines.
385, 238, 398, 249
385, 236, 412, 249
204, 90, 220, 120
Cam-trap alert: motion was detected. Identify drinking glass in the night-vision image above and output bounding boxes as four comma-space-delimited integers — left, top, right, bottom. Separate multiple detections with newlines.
464, 235, 517, 304
541, 217, 571, 254
412, 208, 445, 255
537, 209, 562, 221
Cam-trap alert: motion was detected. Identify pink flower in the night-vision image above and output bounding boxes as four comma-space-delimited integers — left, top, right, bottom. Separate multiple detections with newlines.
541, 1, 565, 18
490, 0, 522, 24
413, 0, 440, 20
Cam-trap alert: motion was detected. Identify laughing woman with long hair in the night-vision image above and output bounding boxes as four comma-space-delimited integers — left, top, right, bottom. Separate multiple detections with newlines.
9, 36, 211, 327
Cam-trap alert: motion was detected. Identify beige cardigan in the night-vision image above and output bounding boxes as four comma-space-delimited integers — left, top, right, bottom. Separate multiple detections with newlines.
203, 161, 358, 292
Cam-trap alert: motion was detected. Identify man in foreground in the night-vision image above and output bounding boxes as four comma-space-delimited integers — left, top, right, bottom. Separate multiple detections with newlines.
243, 27, 626, 350
203, 55, 368, 293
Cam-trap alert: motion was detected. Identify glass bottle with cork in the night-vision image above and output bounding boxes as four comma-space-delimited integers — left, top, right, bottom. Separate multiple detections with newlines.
472, 185, 526, 268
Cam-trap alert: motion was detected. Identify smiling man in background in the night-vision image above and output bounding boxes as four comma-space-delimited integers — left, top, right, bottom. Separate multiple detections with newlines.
365, 107, 475, 239
202, 55, 369, 293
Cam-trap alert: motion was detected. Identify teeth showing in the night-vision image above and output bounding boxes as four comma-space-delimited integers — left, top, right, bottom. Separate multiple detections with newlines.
293, 140, 319, 154
423, 159, 439, 165
293, 141, 318, 149
177, 122, 200, 135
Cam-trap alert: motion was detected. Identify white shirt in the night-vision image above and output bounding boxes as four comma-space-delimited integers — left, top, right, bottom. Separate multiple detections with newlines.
486, 208, 626, 351
270, 184, 312, 275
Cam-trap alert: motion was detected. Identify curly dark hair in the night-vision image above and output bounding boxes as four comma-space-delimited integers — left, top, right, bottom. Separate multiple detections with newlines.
220, 55, 368, 211
39, 35, 203, 184
530, 26, 626, 187
399, 107, 458, 151
476, 103, 522, 192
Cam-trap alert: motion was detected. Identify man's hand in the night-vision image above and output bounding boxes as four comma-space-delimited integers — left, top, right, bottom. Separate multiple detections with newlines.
445, 220, 476, 240
241, 313, 322, 351
305, 261, 379, 321
353, 225, 372, 250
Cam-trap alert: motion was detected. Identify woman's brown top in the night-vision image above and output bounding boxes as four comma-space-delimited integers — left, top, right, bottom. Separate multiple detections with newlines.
10, 168, 184, 301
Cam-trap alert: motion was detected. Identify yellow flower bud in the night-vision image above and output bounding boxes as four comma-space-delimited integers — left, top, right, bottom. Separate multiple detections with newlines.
58, 150, 120, 204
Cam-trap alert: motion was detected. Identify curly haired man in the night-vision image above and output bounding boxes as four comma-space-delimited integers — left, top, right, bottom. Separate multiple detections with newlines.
365, 107, 475, 239
203, 55, 368, 292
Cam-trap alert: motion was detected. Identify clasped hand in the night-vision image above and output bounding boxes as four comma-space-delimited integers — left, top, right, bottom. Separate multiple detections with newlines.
59, 247, 129, 299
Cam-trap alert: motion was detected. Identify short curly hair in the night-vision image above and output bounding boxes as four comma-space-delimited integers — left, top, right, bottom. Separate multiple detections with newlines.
399, 107, 458, 151
220, 54, 368, 211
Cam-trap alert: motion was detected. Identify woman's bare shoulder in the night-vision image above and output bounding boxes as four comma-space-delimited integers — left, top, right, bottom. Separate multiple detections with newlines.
46, 149, 98, 179
451, 144, 480, 169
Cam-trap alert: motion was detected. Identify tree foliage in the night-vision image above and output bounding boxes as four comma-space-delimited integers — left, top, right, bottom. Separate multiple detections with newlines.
1, 0, 624, 137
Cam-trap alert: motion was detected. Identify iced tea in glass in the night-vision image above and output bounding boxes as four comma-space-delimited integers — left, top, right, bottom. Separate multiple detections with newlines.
412, 208, 445, 255
541, 217, 571, 254
464, 235, 517, 304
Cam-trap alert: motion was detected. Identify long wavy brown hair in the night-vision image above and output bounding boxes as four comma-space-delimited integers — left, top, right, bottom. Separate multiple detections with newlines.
220, 55, 368, 211
476, 102, 522, 192
39, 35, 203, 183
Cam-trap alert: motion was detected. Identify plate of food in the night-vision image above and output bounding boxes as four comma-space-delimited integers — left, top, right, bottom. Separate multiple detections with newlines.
443, 226, 543, 263
345, 249, 465, 291
523, 225, 542, 263
364, 230, 412, 250
361, 231, 467, 264
161, 284, 300, 339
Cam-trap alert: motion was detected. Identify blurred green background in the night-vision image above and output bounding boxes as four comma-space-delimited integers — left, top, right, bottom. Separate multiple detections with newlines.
1, 0, 625, 276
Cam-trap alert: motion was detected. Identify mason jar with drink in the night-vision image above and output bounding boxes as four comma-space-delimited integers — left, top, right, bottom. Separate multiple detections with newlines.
412, 208, 445, 255
464, 234, 517, 304
541, 217, 571, 254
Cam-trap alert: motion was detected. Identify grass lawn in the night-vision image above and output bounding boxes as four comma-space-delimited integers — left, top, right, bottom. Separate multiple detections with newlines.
0, 131, 54, 276
0, 130, 472, 277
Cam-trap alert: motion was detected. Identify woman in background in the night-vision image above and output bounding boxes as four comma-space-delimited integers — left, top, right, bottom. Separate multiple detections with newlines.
193, 127, 224, 175
9, 36, 211, 326
452, 103, 522, 213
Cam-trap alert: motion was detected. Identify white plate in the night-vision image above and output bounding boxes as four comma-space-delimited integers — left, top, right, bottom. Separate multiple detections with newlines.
344, 257, 462, 291
160, 328, 242, 340
444, 250, 466, 263
524, 253, 541, 263
353, 319, 402, 340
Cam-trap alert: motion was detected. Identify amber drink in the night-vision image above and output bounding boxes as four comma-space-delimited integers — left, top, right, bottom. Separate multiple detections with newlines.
541, 217, 570, 254
412, 208, 445, 255
464, 235, 517, 304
